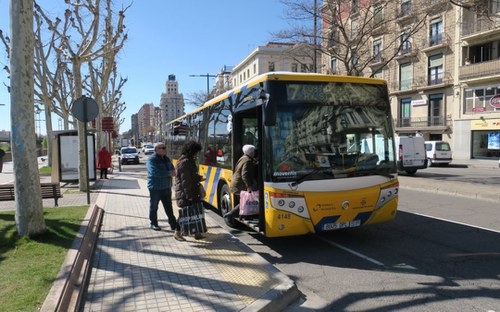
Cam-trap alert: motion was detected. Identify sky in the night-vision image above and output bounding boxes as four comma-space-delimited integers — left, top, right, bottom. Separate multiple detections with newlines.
0, 0, 291, 133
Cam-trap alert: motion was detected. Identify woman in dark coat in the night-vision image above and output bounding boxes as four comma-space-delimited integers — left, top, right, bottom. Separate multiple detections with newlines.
174, 141, 204, 240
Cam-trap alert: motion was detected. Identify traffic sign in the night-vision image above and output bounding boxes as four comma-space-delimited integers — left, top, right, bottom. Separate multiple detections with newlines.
71, 96, 99, 122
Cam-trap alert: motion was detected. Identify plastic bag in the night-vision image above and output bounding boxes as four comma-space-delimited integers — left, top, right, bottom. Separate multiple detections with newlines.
239, 190, 259, 216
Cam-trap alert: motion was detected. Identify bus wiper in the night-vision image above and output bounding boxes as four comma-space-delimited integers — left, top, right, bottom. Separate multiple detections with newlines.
289, 168, 334, 188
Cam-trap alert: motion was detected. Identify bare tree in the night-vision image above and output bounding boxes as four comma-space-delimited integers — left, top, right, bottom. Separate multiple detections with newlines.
37, 0, 128, 192
277, 0, 430, 77
10, 0, 46, 236
186, 90, 209, 108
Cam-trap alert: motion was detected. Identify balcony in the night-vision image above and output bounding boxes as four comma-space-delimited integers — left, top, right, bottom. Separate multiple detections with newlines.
394, 116, 452, 129
389, 73, 453, 95
420, 33, 450, 53
461, 16, 500, 40
459, 58, 500, 81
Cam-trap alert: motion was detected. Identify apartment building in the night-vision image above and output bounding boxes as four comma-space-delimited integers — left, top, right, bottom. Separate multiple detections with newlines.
321, 0, 500, 160
232, 42, 318, 88
160, 74, 185, 136
454, 4, 500, 160
137, 103, 155, 141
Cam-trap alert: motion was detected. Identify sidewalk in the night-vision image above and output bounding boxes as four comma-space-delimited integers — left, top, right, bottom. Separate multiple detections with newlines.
81, 171, 298, 312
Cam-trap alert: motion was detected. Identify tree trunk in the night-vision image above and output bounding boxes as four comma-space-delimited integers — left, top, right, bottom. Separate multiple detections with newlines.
73, 63, 88, 192
44, 105, 53, 166
10, 0, 46, 236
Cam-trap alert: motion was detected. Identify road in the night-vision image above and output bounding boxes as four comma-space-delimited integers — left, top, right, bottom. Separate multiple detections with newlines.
207, 165, 500, 312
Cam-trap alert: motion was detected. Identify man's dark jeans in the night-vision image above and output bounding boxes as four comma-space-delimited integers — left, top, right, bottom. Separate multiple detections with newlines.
149, 188, 178, 230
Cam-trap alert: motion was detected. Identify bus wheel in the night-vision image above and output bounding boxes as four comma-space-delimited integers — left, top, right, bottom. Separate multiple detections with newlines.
219, 184, 237, 227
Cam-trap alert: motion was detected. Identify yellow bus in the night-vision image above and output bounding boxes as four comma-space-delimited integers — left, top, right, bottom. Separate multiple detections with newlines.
166, 72, 399, 237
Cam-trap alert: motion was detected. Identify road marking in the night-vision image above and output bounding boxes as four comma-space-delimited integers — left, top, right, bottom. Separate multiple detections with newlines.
315, 235, 385, 266
408, 212, 500, 234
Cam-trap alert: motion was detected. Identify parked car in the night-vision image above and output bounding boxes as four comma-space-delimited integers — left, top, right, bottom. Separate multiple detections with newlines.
395, 135, 427, 175
425, 141, 452, 166
142, 144, 155, 155
120, 147, 139, 165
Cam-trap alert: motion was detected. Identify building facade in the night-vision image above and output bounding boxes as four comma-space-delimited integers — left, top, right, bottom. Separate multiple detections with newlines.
160, 74, 185, 139
321, 0, 500, 160
232, 42, 319, 88
137, 103, 155, 142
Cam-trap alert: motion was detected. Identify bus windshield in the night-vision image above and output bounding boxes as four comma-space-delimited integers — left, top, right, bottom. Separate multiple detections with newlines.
268, 81, 396, 183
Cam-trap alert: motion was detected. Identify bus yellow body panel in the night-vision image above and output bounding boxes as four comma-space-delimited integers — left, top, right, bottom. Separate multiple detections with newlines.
263, 181, 398, 237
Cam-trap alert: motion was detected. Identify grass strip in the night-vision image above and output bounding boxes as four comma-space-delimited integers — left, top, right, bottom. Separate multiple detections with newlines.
0, 205, 89, 312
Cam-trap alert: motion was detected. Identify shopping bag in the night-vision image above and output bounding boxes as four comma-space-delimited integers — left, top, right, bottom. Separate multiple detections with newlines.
178, 201, 207, 236
239, 191, 259, 216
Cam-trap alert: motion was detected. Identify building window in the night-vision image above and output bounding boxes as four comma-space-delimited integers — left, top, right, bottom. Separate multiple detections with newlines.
464, 85, 500, 113
400, 0, 411, 17
352, 0, 359, 13
400, 98, 412, 127
429, 93, 443, 126
268, 62, 275, 72
428, 54, 443, 85
351, 19, 358, 37
373, 38, 382, 62
491, 0, 500, 13
247, 69, 250, 79
374, 6, 383, 25
330, 58, 337, 74
429, 18, 443, 46
292, 63, 298, 72
400, 29, 412, 54
372, 68, 383, 79
399, 62, 412, 90
301, 64, 308, 72
253, 63, 256, 74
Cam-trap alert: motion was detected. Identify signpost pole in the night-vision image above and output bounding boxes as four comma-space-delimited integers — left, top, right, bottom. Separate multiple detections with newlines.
83, 97, 90, 205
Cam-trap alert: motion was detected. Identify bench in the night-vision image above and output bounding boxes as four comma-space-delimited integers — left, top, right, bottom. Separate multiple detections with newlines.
0, 182, 63, 206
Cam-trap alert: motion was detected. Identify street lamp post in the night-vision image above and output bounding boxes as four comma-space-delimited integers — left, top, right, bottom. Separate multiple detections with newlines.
189, 73, 217, 100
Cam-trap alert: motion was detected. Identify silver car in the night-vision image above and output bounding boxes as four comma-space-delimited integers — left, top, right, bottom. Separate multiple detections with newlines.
120, 147, 139, 165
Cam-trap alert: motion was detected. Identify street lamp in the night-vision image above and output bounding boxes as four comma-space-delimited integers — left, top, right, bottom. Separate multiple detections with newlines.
189, 73, 217, 100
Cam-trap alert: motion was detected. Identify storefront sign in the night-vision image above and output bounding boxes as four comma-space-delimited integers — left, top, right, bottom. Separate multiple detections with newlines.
490, 94, 500, 109
471, 118, 500, 130
411, 99, 427, 106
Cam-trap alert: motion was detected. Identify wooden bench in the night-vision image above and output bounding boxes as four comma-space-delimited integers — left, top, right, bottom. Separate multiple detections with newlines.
0, 182, 63, 206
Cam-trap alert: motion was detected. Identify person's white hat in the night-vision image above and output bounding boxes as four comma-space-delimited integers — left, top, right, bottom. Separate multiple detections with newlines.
242, 144, 256, 156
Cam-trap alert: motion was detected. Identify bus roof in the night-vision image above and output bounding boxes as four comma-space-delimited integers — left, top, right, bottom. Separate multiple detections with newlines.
169, 72, 387, 124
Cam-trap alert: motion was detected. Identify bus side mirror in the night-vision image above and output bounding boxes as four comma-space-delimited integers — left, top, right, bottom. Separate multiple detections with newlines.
259, 90, 276, 126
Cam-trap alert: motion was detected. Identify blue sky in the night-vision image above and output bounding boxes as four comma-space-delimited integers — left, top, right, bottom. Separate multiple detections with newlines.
0, 0, 291, 133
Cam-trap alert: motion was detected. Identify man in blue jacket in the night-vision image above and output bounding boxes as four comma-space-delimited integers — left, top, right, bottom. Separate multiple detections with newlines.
147, 143, 177, 231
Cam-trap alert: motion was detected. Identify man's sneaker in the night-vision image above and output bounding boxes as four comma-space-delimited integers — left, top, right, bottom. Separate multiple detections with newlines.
174, 230, 186, 241
194, 233, 205, 240
150, 224, 161, 231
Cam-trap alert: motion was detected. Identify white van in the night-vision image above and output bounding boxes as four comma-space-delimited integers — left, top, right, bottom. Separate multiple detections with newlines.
425, 141, 452, 166
395, 136, 427, 175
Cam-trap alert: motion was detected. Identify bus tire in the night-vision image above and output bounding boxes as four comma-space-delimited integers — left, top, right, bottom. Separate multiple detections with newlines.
219, 184, 237, 228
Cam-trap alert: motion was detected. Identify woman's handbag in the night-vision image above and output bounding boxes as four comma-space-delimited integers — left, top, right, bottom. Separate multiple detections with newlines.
178, 201, 207, 236
239, 190, 259, 216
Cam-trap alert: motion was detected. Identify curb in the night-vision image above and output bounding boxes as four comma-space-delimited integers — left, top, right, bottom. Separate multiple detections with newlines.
40, 181, 107, 312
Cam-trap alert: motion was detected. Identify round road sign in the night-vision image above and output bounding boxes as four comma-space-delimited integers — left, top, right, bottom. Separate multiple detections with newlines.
71, 96, 99, 122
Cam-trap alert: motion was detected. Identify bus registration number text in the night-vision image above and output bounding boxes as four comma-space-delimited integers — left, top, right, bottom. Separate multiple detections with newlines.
323, 220, 361, 231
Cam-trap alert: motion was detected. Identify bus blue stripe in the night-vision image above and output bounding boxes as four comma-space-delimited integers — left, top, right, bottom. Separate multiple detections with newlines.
204, 166, 212, 190
353, 211, 372, 225
208, 167, 222, 204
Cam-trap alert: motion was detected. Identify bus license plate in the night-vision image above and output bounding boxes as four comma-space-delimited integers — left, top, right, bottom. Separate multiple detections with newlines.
323, 220, 361, 231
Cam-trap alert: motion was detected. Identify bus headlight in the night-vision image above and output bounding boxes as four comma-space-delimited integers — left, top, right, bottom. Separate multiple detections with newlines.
269, 192, 310, 219
375, 182, 399, 210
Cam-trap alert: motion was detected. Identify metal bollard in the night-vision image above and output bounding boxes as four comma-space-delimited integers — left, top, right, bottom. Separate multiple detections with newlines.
118, 157, 122, 172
